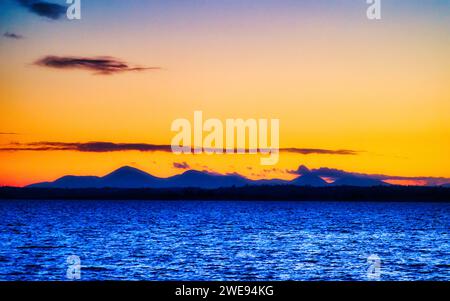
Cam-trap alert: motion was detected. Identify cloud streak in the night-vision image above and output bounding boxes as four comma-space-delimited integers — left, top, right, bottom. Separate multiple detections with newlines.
3, 32, 24, 39
34, 56, 162, 75
17, 0, 66, 20
280, 148, 358, 155
3, 142, 172, 152
0, 141, 358, 156
173, 162, 190, 169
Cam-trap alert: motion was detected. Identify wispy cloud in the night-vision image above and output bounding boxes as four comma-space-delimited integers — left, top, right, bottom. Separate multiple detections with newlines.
280, 148, 358, 155
2, 142, 172, 152
3, 32, 24, 39
17, 0, 66, 20
0, 132, 19, 135
34, 56, 162, 75
0, 141, 359, 156
173, 161, 190, 169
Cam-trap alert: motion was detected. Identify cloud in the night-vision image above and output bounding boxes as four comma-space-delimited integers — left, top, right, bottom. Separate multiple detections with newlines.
34, 56, 162, 75
0, 132, 19, 135
3, 142, 173, 152
280, 148, 358, 155
173, 162, 190, 169
17, 0, 66, 20
3, 32, 24, 39
293, 165, 450, 186
1, 141, 359, 157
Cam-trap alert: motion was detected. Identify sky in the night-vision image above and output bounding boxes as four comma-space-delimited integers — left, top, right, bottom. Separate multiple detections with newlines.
0, 0, 449, 186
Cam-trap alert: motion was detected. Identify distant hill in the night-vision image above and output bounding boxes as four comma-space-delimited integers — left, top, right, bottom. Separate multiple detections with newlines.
331, 176, 388, 187
27, 176, 103, 189
28, 165, 392, 189
290, 173, 327, 187
166, 170, 251, 189
28, 166, 155, 189
28, 166, 254, 189
101, 166, 165, 188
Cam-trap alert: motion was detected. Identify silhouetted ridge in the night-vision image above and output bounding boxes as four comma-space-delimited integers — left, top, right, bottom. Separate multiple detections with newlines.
28, 166, 253, 189
27, 175, 102, 189
168, 170, 250, 188
27, 165, 397, 189
102, 166, 163, 188
331, 176, 387, 187
289, 165, 327, 186
291, 173, 327, 187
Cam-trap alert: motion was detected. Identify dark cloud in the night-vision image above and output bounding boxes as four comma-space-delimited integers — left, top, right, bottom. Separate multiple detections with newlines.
3, 142, 173, 152
173, 162, 190, 169
4, 32, 24, 39
302, 167, 358, 178
0, 132, 19, 135
1, 141, 360, 158
34, 56, 162, 75
292, 165, 450, 186
17, 0, 66, 20
0, 142, 359, 157
280, 148, 358, 155
293, 166, 381, 179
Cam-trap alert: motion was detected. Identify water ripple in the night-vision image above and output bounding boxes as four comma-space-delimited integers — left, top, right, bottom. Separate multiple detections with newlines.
0, 200, 449, 281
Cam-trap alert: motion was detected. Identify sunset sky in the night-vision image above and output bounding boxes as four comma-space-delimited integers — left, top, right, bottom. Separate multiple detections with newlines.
1, 0, 449, 187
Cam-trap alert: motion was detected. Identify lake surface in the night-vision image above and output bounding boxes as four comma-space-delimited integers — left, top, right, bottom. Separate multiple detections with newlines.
0, 200, 449, 281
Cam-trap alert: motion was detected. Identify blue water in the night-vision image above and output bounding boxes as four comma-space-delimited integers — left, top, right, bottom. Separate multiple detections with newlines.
0, 200, 449, 281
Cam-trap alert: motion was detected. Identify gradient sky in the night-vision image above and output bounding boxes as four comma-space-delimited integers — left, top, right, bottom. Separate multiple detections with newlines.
1, 0, 449, 186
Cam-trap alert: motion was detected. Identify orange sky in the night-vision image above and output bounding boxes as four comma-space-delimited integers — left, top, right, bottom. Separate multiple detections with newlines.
0, 1, 449, 186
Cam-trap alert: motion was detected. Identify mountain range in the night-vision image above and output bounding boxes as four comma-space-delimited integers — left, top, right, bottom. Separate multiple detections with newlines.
27, 166, 388, 189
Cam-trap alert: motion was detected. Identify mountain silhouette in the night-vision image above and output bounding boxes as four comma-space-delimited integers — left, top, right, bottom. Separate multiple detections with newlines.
101, 166, 164, 188
331, 176, 387, 187
27, 175, 102, 189
28, 166, 254, 189
289, 165, 327, 186
290, 173, 328, 187
167, 170, 251, 188
27, 165, 393, 189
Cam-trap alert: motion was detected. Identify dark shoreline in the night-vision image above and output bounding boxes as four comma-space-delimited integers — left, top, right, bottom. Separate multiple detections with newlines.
1, 185, 450, 202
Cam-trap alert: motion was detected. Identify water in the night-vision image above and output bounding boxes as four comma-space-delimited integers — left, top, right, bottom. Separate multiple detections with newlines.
0, 200, 449, 281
